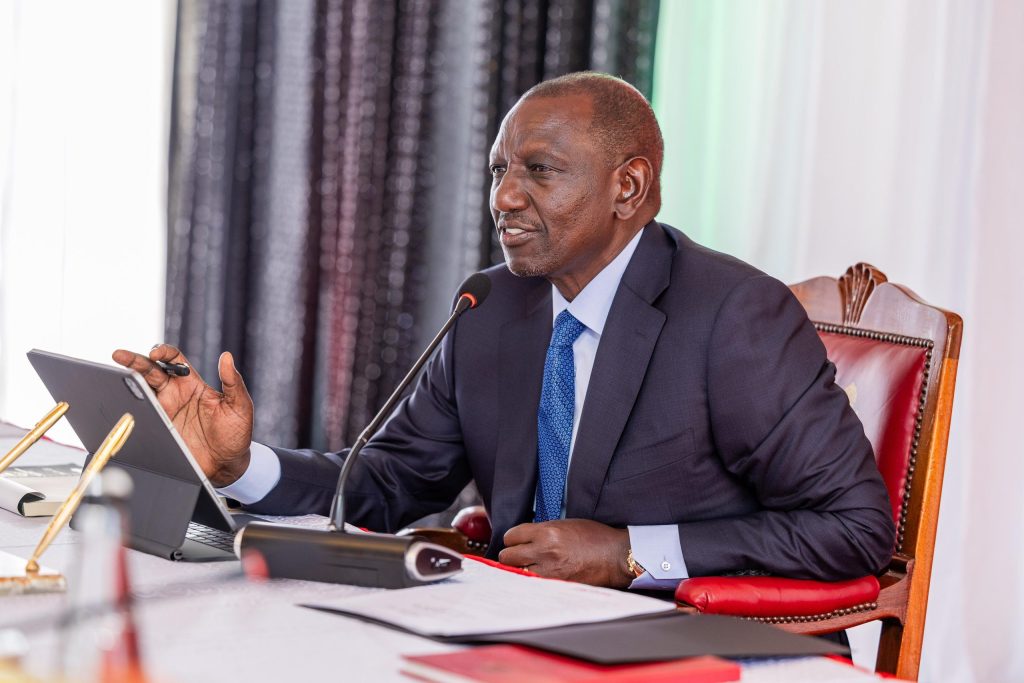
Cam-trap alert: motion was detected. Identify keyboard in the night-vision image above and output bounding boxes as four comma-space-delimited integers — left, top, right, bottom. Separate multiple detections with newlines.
185, 521, 236, 554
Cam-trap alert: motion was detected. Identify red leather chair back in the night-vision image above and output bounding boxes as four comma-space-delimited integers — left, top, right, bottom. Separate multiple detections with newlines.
817, 329, 930, 527
792, 265, 961, 559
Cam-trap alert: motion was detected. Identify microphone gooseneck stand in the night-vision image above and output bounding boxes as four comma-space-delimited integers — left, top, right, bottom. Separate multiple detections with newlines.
328, 285, 482, 532
236, 273, 491, 589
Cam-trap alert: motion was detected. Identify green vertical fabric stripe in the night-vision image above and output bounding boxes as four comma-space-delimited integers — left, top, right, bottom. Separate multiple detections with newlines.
652, 1, 713, 241
651, 1, 779, 253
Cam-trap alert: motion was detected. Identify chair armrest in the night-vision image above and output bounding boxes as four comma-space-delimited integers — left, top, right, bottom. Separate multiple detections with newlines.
451, 505, 491, 544
675, 575, 881, 618
398, 506, 492, 556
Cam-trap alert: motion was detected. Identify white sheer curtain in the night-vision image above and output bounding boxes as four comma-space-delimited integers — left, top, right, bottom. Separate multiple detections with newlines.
653, 1, 1023, 680
0, 0, 174, 445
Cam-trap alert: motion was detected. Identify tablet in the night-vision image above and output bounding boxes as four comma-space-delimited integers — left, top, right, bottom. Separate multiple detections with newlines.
28, 349, 244, 561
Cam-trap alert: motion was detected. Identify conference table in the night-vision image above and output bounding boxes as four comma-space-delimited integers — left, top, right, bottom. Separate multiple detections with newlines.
0, 454, 881, 682
0, 510, 473, 680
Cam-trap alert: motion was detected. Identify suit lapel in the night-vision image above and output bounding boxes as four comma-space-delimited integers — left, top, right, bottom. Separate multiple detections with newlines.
490, 280, 551, 545
565, 224, 674, 520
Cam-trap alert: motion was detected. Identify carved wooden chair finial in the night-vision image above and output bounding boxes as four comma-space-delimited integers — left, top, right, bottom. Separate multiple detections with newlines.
838, 263, 888, 326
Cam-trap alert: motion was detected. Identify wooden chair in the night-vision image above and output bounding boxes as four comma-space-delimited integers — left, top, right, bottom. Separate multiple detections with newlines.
412, 262, 961, 680
399, 505, 492, 556
674, 263, 962, 680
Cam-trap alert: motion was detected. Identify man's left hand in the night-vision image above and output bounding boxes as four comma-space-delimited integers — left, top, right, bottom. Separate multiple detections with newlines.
498, 519, 634, 588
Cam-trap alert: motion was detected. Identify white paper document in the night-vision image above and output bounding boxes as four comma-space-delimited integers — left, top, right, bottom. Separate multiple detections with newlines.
0, 423, 86, 517
0, 464, 81, 516
308, 557, 675, 637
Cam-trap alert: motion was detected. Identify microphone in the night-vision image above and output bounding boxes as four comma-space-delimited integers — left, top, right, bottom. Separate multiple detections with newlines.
329, 271, 491, 532
236, 272, 492, 589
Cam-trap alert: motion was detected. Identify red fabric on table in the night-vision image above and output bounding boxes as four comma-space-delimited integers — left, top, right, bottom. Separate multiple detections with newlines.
466, 554, 537, 577
402, 645, 740, 683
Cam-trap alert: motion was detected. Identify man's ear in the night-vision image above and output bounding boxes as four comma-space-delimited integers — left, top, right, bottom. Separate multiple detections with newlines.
613, 157, 654, 221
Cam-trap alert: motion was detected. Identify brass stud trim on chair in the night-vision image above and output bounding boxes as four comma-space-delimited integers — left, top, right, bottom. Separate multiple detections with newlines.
748, 601, 879, 625
814, 323, 932, 553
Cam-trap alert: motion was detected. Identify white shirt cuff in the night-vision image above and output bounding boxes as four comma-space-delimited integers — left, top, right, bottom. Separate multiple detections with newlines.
215, 442, 281, 505
627, 524, 689, 590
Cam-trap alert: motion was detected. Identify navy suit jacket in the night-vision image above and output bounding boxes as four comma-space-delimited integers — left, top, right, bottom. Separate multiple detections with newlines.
249, 223, 895, 580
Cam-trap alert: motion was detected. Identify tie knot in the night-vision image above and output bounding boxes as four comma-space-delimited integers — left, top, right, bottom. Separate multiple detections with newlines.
551, 310, 586, 348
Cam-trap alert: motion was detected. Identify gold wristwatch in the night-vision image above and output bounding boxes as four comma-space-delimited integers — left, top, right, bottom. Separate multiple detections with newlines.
626, 548, 645, 578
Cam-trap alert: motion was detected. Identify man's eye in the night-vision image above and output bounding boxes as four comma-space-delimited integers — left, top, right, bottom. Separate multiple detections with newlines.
489, 165, 506, 176
530, 164, 553, 173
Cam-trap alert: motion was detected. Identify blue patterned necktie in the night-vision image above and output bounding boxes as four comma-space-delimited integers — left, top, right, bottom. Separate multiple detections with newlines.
535, 310, 587, 523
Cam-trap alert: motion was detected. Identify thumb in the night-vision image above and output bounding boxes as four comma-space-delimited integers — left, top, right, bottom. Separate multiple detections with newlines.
218, 352, 251, 406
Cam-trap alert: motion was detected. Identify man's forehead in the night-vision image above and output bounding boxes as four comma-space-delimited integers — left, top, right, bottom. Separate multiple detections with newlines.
491, 93, 594, 155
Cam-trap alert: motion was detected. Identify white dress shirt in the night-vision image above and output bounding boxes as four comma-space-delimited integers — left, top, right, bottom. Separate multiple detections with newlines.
219, 228, 687, 588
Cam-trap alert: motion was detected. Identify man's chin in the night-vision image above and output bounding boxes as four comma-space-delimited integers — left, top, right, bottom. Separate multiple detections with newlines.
504, 258, 549, 279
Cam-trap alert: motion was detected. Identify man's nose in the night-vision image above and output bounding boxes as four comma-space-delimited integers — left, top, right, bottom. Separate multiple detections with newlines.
491, 171, 529, 213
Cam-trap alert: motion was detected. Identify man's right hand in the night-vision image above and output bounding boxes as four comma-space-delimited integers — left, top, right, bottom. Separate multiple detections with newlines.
112, 344, 254, 487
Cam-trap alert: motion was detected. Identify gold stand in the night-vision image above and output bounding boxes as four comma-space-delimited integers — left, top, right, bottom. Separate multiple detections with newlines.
0, 409, 135, 595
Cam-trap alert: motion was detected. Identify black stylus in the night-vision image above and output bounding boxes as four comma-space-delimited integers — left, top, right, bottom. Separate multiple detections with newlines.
155, 360, 191, 377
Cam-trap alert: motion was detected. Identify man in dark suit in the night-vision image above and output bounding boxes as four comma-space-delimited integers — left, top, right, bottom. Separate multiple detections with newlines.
115, 73, 894, 590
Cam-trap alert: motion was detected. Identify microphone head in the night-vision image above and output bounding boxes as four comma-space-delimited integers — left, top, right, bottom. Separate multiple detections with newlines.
458, 272, 491, 309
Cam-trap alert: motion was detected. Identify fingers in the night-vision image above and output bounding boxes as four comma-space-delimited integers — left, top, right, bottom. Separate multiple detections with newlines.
502, 522, 537, 548
148, 343, 188, 364
113, 343, 201, 393
218, 352, 252, 408
498, 544, 534, 570
499, 523, 541, 568
112, 348, 171, 392
112, 349, 139, 368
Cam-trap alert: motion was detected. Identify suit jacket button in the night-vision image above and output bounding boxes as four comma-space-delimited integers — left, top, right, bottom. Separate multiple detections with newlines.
661, 561, 671, 571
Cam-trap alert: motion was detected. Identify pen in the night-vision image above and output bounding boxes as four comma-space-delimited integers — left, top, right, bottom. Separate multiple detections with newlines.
155, 360, 191, 377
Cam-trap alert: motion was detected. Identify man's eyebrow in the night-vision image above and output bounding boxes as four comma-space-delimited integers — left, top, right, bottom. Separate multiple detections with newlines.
521, 147, 570, 165
504, 140, 571, 161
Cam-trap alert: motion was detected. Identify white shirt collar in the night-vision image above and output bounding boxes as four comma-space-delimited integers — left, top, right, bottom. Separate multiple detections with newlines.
551, 229, 644, 335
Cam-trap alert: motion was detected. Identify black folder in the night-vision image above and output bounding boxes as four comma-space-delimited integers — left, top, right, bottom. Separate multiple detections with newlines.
468, 613, 848, 664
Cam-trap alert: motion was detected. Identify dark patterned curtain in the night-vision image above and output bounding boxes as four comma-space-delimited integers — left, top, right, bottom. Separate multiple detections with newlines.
167, 0, 659, 453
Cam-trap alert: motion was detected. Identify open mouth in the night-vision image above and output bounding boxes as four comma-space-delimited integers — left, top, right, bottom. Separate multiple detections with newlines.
498, 224, 537, 247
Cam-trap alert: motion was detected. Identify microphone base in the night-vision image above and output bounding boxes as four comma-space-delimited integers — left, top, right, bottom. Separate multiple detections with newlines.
235, 522, 463, 589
